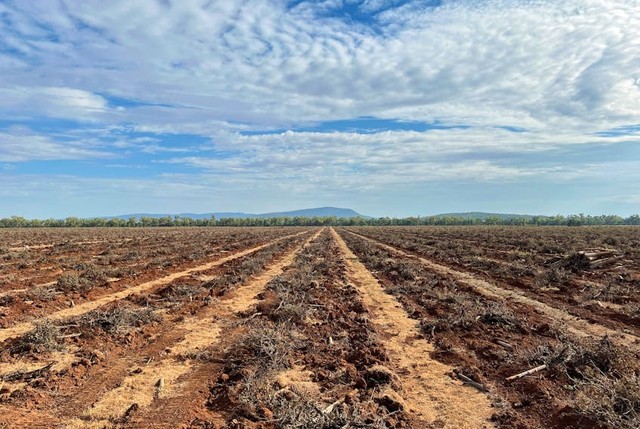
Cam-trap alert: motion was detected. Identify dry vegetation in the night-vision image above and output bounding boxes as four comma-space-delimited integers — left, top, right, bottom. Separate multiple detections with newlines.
208, 232, 409, 427
340, 228, 640, 428
0, 225, 638, 428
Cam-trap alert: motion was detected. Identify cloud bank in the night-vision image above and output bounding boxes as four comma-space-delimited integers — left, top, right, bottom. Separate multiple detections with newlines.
0, 0, 638, 217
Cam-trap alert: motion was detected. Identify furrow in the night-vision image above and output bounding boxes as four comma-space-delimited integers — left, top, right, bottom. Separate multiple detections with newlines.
0, 230, 310, 344
62, 229, 323, 428
331, 228, 494, 429
343, 229, 640, 351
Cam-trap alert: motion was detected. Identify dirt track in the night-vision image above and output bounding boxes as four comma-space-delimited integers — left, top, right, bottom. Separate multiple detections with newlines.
332, 229, 494, 428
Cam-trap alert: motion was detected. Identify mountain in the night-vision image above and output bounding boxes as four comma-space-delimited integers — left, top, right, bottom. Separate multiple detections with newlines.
110, 207, 369, 220
255, 207, 367, 218
432, 212, 536, 220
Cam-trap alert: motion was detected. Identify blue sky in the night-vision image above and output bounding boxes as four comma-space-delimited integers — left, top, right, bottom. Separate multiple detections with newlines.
0, 0, 639, 218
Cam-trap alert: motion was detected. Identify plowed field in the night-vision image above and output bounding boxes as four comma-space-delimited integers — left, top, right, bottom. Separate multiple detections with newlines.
1, 226, 639, 428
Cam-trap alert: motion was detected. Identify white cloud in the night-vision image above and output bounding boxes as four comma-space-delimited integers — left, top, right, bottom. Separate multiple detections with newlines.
0, 126, 110, 162
0, 0, 638, 134
0, 86, 108, 120
159, 126, 636, 190
43, 87, 107, 111
1, 0, 639, 216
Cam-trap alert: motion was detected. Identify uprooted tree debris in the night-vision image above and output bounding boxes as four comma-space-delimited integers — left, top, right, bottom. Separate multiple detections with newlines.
544, 248, 626, 271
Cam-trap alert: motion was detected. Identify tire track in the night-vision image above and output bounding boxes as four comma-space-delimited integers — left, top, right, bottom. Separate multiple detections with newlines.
331, 228, 494, 429
342, 229, 640, 351
0, 229, 312, 344
59, 229, 324, 428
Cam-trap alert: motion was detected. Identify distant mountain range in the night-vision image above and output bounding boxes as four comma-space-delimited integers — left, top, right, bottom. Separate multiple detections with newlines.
433, 212, 536, 220
110, 207, 370, 220
107, 209, 543, 221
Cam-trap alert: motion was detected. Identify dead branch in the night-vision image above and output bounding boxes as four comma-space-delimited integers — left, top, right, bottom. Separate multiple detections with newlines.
506, 364, 548, 381
456, 373, 489, 392
494, 339, 514, 351
589, 255, 625, 269
323, 397, 345, 414
58, 333, 82, 339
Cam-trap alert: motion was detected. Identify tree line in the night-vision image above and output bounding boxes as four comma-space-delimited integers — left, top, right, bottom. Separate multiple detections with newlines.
0, 213, 639, 228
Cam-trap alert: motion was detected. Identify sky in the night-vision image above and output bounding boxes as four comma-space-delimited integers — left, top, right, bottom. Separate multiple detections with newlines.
0, 0, 639, 219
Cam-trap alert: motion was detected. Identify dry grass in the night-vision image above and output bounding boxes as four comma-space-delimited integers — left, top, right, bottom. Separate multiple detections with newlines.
0, 294, 15, 307
79, 304, 160, 334
567, 338, 640, 428
232, 359, 390, 429
25, 286, 59, 302
577, 372, 640, 429
56, 263, 108, 293
266, 277, 311, 324
2, 250, 30, 263
56, 272, 90, 292
534, 268, 569, 289
420, 294, 520, 336
227, 324, 295, 370
519, 337, 640, 428
12, 320, 63, 354
160, 283, 205, 304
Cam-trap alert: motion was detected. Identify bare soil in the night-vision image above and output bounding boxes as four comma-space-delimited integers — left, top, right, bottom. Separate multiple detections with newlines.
1, 225, 638, 428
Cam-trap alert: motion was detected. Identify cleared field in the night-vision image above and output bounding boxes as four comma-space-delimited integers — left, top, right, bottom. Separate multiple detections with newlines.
0, 226, 638, 428
340, 226, 640, 428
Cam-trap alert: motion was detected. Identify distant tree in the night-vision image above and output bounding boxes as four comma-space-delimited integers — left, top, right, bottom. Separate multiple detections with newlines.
626, 214, 640, 225
65, 217, 81, 227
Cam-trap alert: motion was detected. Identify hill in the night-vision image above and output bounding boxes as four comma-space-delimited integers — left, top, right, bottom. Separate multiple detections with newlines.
111, 207, 369, 220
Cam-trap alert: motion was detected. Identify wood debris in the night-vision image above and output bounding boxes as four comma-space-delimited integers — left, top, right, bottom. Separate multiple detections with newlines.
544, 248, 625, 271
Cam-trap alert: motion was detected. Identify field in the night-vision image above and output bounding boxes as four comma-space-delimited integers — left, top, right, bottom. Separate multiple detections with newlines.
0, 226, 639, 428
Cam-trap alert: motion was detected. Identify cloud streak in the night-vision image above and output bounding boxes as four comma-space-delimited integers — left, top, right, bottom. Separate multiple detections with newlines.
0, 126, 110, 162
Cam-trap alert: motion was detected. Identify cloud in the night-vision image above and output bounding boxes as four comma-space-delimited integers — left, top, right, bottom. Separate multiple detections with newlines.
0, 0, 638, 216
0, 126, 110, 162
0, 0, 637, 134
0, 173, 245, 218
159, 126, 637, 191
0, 86, 108, 120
